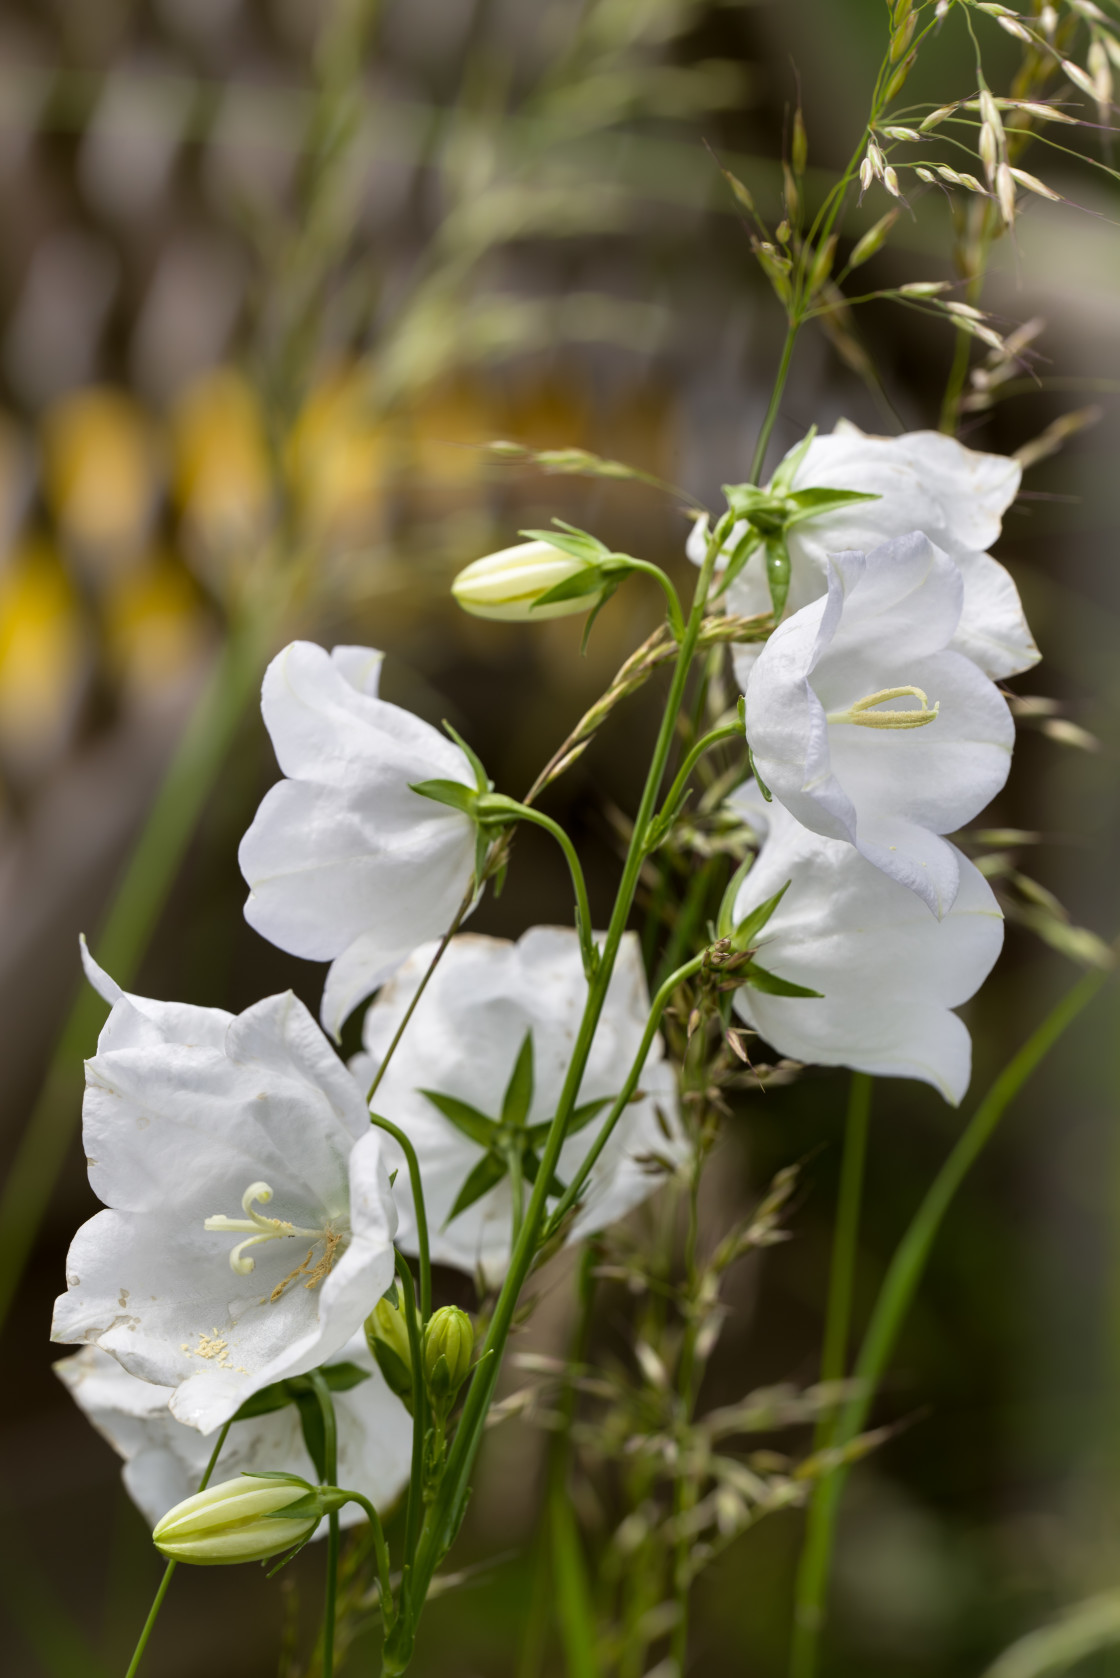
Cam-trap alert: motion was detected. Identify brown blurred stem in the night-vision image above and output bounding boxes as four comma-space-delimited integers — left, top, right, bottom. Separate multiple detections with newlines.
0, 614, 270, 1342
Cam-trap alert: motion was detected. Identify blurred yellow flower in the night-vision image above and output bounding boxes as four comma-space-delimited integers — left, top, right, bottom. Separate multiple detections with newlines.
41, 388, 157, 568
286, 366, 388, 542
100, 552, 210, 699
0, 537, 87, 769
171, 368, 272, 560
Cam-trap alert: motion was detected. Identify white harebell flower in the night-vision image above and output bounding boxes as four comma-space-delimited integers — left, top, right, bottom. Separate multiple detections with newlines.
51, 947, 397, 1434
729, 785, 1003, 1103
744, 533, 1014, 916
689, 422, 1036, 682
355, 928, 683, 1280
238, 642, 479, 1038
55, 1334, 410, 1534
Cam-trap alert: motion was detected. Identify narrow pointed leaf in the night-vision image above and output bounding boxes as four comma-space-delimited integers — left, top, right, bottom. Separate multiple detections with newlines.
440, 720, 491, 794
410, 778, 478, 814
421, 1090, 498, 1147
731, 881, 791, 953
501, 1032, 535, 1129
519, 526, 608, 565
530, 569, 604, 609
720, 526, 762, 594
522, 1147, 567, 1199
526, 1095, 613, 1145
444, 1150, 509, 1226
784, 488, 881, 527
768, 425, 818, 493
743, 962, 823, 998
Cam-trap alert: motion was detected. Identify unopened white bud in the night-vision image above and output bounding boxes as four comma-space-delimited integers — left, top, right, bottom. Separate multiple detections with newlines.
153, 1475, 342, 1566
451, 541, 604, 622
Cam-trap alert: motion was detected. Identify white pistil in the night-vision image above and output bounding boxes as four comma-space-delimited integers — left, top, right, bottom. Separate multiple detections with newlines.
826, 685, 940, 730
204, 1181, 322, 1276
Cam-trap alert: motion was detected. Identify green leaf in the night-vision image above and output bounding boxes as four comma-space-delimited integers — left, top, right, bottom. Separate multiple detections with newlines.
519, 523, 609, 566
550, 1486, 599, 1678
500, 1032, 535, 1128
293, 1391, 327, 1480
717, 854, 755, 941
784, 487, 881, 528
720, 525, 762, 594
420, 1090, 498, 1148
409, 778, 478, 814
747, 745, 772, 801
522, 1147, 567, 1200
578, 579, 620, 655
229, 1380, 296, 1422
743, 962, 822, 998
372, 1340, 414, 1407
319, 1361, 371, 1394
526, 1095, 612, 1145
731, 881, 791, 953
444, 1150, 509, 1226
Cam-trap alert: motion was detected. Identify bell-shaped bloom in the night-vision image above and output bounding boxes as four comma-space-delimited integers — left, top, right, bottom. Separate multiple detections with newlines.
55, 1334, 411, 1536
689, 421, 1036, 682
451, 540, 606, 620
743, 533, 1014, 917
729, 785, 1003, 1103
238, 641, 480, 1038
51, 949, 398, 1434
356, 928, 684, 1280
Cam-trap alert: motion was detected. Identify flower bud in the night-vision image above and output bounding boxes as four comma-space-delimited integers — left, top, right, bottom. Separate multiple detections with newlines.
451, 541, 604, 622
423, 1306, 474, 1409
366, 1292, 415, 1410
153, 1474, 344, 1566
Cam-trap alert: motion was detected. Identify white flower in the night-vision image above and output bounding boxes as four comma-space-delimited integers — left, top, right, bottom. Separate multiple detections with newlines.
355, 928, 684, 1280
51, 947, 397, 1434
55, 1335, 411, 1535
743, 533, 1014, 916
689, 421, 1037, 682
729, 785, 1003, 1103
238, 642, 480, 1038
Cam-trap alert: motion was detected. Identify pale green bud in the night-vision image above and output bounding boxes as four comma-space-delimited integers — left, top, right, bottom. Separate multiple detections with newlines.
153, 1474, 344, 1566
366, 1292, 415, 1410
451, 541, 604, 622
423, 1306, 474, 1408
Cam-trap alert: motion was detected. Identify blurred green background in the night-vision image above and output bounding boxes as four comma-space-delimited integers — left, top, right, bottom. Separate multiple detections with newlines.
1, 0, 1118, 1673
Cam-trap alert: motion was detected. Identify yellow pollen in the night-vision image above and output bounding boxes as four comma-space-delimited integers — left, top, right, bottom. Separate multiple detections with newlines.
268, 1229, 342, 1304
826, 685, 940, 730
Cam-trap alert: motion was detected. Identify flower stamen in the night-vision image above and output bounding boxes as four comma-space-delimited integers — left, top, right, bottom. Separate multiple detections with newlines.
826, 685, 940, 730
204, 1181, 322, 1277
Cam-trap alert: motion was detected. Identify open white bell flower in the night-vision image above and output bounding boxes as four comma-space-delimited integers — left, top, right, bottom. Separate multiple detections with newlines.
689, 421, 1037, 682
743, 533, 1014, 917
51, 947, 398, 1435
729, 785, 1003, 1103
54, 1334, 411, 1535
238, 641, 480, 1038
356, 928, 684, 1280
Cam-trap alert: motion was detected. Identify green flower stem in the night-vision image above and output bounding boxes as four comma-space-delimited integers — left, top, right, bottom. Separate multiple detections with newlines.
0, 615, 272, 1343
369, 1115, 432, 1324
668, 1133, 704, 1674
652, 720, 745, 838
787, 962, 1113, 1678
478, 798, 597, 978
365, 889, 473, 1106
345, 1494, 395, 1630
544, 951, 708, 1239
393, 1254, 428, 1585
617, 558, 686, 642
308, 1370, 340, 1678
124, 1420, 232, 1678
749, 324, 801, 485
789, 1072, 873, 1678
383, 537, 725, 1674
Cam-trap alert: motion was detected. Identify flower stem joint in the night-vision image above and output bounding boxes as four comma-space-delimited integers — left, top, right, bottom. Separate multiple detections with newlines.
423, 1305, 474, 1418
152, 1473, 349, 1567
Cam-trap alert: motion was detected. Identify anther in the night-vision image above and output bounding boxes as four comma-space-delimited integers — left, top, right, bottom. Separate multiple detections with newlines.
204, 1181, 320, 1276
826, 685, 940, 730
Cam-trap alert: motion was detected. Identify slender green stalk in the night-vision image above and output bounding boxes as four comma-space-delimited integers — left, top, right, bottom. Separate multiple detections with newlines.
366, 891, 473, 1104
545, 951, 707, 1237
370, 1115, 432, 1323
789, 1072, 873, 1678
544, 1250, 600, 1678
668, 1147, 704, 1674
124, 1420, 232, 1678
787, 962, 1112, 1678
0, 618, 271, 1342
309, 1371, 340, 1678
653, 720, 744, 835
508, 1144, 525, 1248
381, 539, 724, 1674
480, 799, 598, 977
749, 325, 800, 484
346, 1494, 395, 1628
393, 1255, 428, 1582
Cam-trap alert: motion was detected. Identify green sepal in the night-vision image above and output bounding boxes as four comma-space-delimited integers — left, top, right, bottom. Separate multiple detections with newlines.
521, 1147, 567, 1199
742, 962, 822, 998
747, 745, 772, 802
241, 1470, 314, 1487
579, 579, 621, 655
525, 1094, 612, 1145
529, 568, 604, 609
768, 426, 818, 494
765, 536, 791, 620
719, 525, 762, 595
409, 778, 478, 815
372, 1340, 415, 1409
420, 1090, 497, 1147
229, 1383, 298, 1423
427, 1352, 453, 1401
500, 1032, 535, 1129
783, 487, 880, 528
443, 1150, 508, 1226
293, 1389, 329, 1480
228, 1362, 369, 1425
730, 881, 791, 953
519, 521, 609, 566
441, 720, 491, 794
